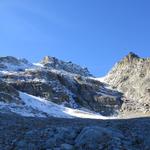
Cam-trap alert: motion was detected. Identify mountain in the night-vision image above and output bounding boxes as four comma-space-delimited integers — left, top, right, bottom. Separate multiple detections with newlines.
1, 53, 150, 117
40, 56, 92, 77
104, 52, 150, 116
0, 54, 150, 150
0, 55, 123, 117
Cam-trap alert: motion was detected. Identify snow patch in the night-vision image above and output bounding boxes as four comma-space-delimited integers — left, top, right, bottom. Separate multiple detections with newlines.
6, 92, 116, 119
33, 63, 44, 68
0, 62, 33, 71
96, 76, 106, 82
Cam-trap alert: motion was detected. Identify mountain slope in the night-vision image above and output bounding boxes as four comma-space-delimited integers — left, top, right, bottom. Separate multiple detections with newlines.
104, 52, 150, 114
0, 56, 122, 117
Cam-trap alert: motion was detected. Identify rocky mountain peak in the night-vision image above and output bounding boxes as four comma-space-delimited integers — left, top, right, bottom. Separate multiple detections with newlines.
125, 52, 139, 60
126, 52, 139, 59
40, 56, 92, 77
120, 52, 140, 64
41, 56, 56, 64
104, 52, 150, 114
123, 52, 140, 63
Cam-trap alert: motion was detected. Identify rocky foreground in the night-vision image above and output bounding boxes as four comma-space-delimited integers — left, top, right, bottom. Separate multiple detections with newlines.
0, 113, 149, 150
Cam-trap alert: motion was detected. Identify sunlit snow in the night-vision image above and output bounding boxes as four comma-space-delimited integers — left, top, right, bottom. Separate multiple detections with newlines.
18, 92, 116, 119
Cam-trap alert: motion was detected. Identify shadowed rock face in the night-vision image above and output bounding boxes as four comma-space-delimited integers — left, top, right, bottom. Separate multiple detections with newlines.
1, 68, 122, 116
104, 52, 150, 113
0, 80, 21, 104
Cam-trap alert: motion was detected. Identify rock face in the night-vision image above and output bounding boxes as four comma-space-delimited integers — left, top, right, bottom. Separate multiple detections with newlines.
0, 80, 21, 104
104, 52, 150, 113
0, 56, 122, 116
4, 70, 122, 115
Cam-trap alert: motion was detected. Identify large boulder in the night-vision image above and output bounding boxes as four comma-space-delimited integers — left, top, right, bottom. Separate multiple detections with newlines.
75, 126, 124, 150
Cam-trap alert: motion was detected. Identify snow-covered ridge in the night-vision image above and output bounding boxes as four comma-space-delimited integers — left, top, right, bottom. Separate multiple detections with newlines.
0, 56, 33, 71
0, 56, 92, 77
40, 56, 93, 77
95, 76, 106, 83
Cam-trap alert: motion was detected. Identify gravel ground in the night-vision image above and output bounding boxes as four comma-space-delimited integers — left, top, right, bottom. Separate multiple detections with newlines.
0, 112, 150, 150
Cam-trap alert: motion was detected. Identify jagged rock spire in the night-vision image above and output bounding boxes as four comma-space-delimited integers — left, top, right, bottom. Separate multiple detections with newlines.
125, 52, 139, 59
120, 52, 140, 64
41, 56, 56, 64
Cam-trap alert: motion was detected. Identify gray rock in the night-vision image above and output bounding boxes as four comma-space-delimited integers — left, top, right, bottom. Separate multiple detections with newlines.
46, 138, 57, 149
75, 126, 124, 150
16, 141, 37, 150
61, 143, 73, 150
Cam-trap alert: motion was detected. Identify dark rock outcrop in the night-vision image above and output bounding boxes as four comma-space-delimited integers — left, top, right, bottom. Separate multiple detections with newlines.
0, 80, 21, 104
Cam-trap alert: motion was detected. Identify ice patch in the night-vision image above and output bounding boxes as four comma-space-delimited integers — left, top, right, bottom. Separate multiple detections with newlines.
96, 76, 106, 82
33, 63, 44, 68
7, 92, 116, 119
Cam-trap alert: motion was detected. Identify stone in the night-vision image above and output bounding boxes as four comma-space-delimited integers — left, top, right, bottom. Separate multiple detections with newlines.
61, 143, 73, 150
75, 126, 124, 150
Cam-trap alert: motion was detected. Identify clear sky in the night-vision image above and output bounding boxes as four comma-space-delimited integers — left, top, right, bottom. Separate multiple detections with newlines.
0, 0, 150, 76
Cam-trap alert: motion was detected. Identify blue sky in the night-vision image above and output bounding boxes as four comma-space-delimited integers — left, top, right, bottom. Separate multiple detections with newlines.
0, 0, 150, 76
